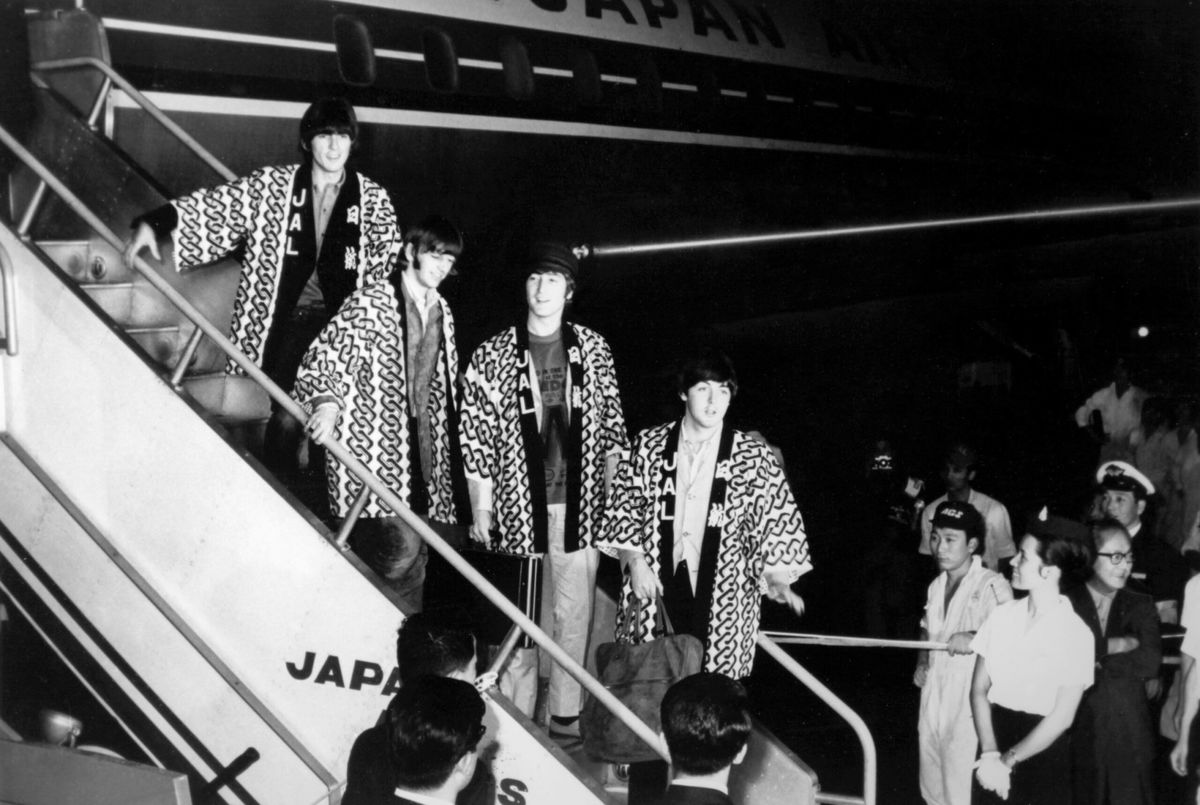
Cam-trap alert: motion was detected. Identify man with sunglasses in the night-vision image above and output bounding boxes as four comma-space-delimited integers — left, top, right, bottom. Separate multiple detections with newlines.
386, 676, 487, 805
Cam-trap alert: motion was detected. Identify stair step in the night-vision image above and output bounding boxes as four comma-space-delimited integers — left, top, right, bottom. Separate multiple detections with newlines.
125, 325, 182, 367
36, 239, 91, 280
182, 373, 271, 423
80, 281, 177, 328
78, 281, 134, 321
36, 237, 127, 282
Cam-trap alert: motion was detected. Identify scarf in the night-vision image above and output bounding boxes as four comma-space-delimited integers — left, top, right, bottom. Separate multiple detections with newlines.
514, 324, 585, 552
654, 419, 735, 642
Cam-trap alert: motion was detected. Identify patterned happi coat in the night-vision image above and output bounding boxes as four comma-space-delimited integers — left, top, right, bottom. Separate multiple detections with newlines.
293, 274, 461, 520
597, 421, 812, 678
459, 323, 627, 554
161, 164, 397, 374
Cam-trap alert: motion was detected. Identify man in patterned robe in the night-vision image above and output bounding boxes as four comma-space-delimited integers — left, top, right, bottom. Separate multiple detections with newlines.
459, 242, 628, 729
122, 98, 398, 468
597, 350, 811, 681
293, 217, 466, 612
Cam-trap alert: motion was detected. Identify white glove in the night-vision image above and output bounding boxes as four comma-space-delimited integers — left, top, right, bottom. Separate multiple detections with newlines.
974, 752, 1011, 800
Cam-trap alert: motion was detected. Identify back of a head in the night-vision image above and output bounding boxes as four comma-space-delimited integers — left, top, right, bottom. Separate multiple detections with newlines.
396, 611, 476, 685
386, 676, 486, 792
661, 672, 751, 776
1027, 509, 1094, 587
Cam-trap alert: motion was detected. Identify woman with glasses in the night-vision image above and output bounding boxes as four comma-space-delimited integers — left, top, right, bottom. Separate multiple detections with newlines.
969, 512, 1095, 804
1067, 519, 1162, 805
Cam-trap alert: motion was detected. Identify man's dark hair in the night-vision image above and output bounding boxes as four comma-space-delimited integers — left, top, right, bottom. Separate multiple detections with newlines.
299, 97, 358, 151
660, 672, 751, 776
406, 215, 464, 259
396, 611, 476, 686
943, 441, 979, 474
386, 676, 485, 791
676, 349, 738, 398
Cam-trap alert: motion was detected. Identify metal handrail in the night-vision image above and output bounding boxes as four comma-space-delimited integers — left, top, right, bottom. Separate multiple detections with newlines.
0, 244, 16, 356
757, 634, 877, 805
0, 432, 336, 796
0, 121, 670, 763
31, 57, 237, 183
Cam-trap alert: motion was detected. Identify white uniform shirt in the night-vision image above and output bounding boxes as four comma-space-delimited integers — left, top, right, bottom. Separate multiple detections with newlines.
673, 424, 721, 594
1180, 574, 1200, 659
1075, 382, 1146, 444
922, 556, 1012, 676
970, 595, 1094, 716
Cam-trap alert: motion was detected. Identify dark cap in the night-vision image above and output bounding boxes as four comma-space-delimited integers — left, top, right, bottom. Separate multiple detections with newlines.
300, 97, 358, 144
527, 241, 578, 282
931, 500, 984, 542
1095, 460, 1155, 497
1027, 507, 1090, 543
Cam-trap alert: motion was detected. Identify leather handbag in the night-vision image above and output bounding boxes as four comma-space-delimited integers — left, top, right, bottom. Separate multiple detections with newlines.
462, 546, 543, 648
580, 597, 703, 763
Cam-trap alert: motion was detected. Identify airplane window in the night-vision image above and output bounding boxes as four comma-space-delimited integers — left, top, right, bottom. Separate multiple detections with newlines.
637, 56, 663, 117
570, 48, 603, 106
422, 27, 459, 92
499, 36, 534, 100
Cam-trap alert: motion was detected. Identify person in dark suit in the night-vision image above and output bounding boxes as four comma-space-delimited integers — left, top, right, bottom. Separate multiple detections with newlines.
384, 676, 486, 805
1067, 519, 1162, 805
644, 673, 751, 805
344, 612, 493, 805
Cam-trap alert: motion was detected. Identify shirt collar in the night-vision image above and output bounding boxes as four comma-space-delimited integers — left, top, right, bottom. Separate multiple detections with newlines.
671, 780, 729, 795
313, 171, 346, 194
401, 267, 441, 312
391, 787, 455, 805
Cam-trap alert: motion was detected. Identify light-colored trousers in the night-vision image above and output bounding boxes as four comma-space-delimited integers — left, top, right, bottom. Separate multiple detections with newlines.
497, 503, 599, 719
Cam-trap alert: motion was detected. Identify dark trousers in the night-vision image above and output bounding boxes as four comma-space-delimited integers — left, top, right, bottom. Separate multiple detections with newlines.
349, 516, 429, 613
263, 308, 328, 471
973, 705, 1071, 805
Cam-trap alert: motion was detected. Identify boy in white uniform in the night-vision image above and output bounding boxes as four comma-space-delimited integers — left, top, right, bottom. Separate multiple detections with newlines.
914, 501, 1012, 805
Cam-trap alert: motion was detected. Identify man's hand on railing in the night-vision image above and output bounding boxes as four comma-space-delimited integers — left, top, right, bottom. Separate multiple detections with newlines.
305, 402, 340, 444
122, 222, 159, 272
469, 510, 493, 545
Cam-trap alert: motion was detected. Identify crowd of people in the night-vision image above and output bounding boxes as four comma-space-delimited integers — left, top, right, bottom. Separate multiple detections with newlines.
119, 95, 1200, 804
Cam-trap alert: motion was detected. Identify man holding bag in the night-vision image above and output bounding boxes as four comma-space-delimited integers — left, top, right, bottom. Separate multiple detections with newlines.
596, 350, 811, 798
598, 349, 811, 678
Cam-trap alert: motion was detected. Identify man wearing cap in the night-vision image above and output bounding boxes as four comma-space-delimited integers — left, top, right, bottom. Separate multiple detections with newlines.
295, 216, 467, 611
459, 242, 628, 730
919, 443, 1016, 575
1096, 459, 1187, 624
914, 500, 1012, 805
123, 97, 399, 468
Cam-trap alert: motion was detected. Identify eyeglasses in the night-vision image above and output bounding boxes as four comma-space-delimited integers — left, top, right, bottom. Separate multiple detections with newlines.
1097, 551, 1133, 565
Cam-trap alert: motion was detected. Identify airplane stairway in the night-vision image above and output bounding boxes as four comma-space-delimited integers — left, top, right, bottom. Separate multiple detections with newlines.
0, 216, 619, 804
0, 9, 621, 803
0, 8, 829, 804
